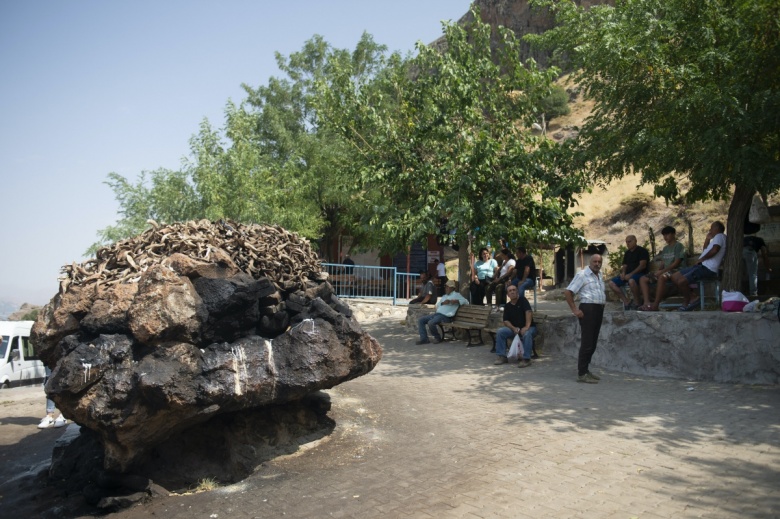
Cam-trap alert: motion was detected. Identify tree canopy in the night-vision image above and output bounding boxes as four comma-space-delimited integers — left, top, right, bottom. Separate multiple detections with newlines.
92, 34, 389, 258
317, 8, 585, 282
529, 0, 780, 289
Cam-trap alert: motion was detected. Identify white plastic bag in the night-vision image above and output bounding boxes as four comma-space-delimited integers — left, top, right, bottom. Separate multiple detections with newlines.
507, 334, 521, 361
722, 290, 749, 312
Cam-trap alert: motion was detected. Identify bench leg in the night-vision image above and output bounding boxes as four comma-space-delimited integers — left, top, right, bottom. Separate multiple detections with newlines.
465, 329, 484, 347
437, 324, 456, 342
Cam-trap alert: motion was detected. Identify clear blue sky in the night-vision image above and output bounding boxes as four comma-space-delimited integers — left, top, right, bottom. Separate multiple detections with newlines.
0, 0, 473, 307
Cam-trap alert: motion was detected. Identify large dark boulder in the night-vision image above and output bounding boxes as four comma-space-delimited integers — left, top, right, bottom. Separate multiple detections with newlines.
32, 220, 381, 472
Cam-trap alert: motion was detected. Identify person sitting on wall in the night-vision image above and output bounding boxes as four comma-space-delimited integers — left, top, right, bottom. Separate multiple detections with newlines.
470, 247, 498, 305
416, 280, 469, 345
607, 235, 649, 310
486, 248, 516, 310
638, 226, 687, 311
511, 246, 536, 296
672, 221, 727, 311
409, 270, 437, 305
492, 285, 536, 367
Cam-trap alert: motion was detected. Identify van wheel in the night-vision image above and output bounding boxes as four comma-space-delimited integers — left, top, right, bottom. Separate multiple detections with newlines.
0, 381, 9, 390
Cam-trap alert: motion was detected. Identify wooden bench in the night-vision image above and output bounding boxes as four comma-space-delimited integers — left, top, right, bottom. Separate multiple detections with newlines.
437, 305, 491, 346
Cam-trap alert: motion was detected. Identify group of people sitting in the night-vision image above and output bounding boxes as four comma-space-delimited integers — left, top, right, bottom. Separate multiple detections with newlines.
412, 244, 540, 368
470, 245, 537, 309
609, 222, 727, 311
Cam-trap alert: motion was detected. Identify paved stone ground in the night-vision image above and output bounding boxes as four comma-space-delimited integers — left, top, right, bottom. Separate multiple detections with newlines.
106, 312, 780, 519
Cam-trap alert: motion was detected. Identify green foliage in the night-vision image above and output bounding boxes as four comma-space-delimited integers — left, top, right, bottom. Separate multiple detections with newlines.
619, 193, 654, 211
607, 244, 627, 276
92, 34, 388, 257
21, 309, 39, 321
316, 7, 586, 256
528, 0, 780, 290
529, 0, 780, 202
539, 84, 570, 122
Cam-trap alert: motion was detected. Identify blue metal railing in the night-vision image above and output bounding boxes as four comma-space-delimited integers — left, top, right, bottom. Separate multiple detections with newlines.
321, 263, 420, 305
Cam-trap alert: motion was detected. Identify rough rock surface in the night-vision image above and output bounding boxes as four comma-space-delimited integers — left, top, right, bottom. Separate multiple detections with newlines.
31, 221, 382, 472
438, 0, 614, 67
543, 311, 780, 384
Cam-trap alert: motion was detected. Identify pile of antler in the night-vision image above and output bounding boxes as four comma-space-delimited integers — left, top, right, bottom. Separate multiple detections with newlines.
60, 220, 321, 293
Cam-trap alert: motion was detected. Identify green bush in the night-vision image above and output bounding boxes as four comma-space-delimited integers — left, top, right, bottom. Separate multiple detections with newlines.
540, 85, 571, 121
619, 192, 654, 210
21, 309, 38, 321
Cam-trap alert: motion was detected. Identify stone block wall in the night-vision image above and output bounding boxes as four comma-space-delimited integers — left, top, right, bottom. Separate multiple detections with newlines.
543, 312, 780, 384
406, 305, 780, 384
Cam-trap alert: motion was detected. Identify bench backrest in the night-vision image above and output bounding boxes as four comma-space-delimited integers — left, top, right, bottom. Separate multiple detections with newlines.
451, 305, 491, 327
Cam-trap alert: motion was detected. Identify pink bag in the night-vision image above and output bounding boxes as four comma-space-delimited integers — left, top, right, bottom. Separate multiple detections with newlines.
722, 291, 749, 312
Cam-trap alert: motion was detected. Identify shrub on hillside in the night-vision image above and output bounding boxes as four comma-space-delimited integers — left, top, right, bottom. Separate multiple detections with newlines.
620, 193, 654, 210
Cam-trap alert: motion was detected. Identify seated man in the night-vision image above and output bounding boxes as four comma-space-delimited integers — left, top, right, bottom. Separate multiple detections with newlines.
672, 221, 726, 311
493, 285, 536, 368
409, 270, 437, 305
511, 246, 536, 295
486, 248, 516, 309
416, 280, 469, 344
608, 235, 649, 310
638, 226, 687, 311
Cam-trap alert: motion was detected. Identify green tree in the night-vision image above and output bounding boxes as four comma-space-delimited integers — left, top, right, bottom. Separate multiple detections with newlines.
92, 35, 389, 257
529, 0, 780, 290
539, 84, 571, 126
240, 33, 390, 259
318, 9, 585, 286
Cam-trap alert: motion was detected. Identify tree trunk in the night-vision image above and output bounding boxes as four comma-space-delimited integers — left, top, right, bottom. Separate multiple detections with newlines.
722, 184, 754, 292
458, 235, 472, 299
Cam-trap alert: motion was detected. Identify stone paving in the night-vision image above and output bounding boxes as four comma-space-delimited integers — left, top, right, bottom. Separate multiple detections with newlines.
111, 311, 780, 519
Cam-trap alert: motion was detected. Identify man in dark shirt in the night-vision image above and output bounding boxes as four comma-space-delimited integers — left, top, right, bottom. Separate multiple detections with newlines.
493, 285, 536, 368
409, 271, 437, 305
608, 235, 649, 310
511, 246, 536, 296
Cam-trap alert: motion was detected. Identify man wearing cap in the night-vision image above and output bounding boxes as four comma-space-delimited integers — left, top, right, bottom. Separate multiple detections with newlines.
416, 279, 469, 345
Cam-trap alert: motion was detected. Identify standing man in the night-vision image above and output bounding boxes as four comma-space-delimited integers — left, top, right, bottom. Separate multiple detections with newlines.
409, 270, 437, 305
671, 221, 726, 311
511, 246, 537, 296
564, 254, 606, 384
434, 259, 448, 296
743, 233, 771, 297
607, 235, 649, 310
416, 280, 469, 345
493, 285, 536, 368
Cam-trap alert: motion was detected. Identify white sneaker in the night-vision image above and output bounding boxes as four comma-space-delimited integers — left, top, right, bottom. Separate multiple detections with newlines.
38, 415, 55, 429
53, 415, 67, 428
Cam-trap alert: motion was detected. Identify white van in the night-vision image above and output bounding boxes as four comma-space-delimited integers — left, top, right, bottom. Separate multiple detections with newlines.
0, 320, 45, 389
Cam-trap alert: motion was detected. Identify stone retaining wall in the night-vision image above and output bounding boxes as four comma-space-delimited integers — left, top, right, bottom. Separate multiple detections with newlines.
406, 306, 780, 384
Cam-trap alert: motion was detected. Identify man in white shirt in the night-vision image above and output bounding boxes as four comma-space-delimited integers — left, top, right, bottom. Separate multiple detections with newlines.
564, 254, 606, 384
671, 221, 726, 311
416, 280, 469, 344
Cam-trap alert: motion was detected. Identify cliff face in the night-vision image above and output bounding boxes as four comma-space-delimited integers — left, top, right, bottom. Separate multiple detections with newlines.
452, 0, 614, 67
